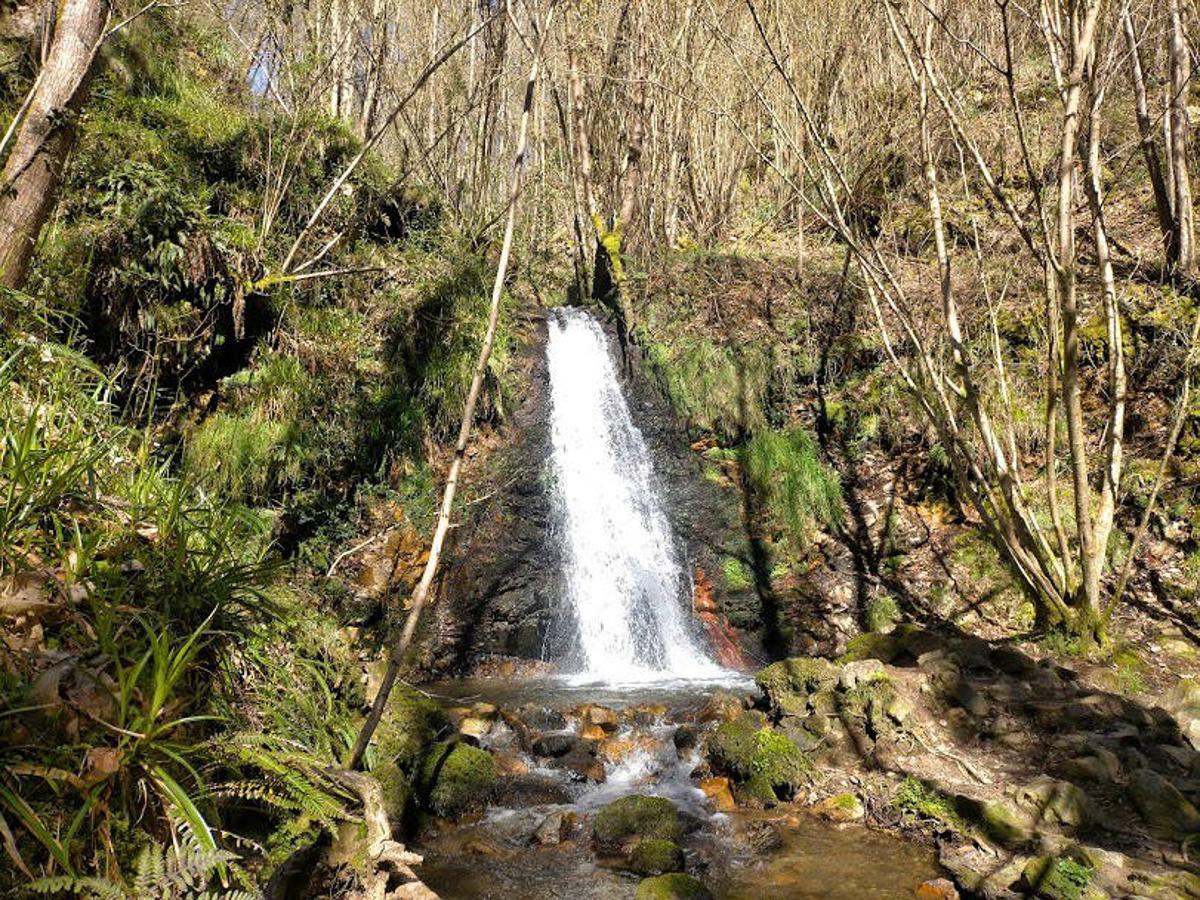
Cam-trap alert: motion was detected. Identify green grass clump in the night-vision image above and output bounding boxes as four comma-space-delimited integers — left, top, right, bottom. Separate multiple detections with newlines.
741, 426, 843, 553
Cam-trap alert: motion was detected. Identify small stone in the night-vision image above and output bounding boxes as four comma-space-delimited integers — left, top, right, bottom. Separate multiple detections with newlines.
458, 717, 492, 740
915, 878, 960, 900
812, 792, 864, 822
699, 776, 736, 812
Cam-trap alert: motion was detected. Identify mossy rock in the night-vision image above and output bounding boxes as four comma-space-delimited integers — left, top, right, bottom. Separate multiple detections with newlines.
628, 839, 685, 876
414, 741, 496, 819
839, 632, 903, 664
735, 772, 780, 807
708, 718, 809, 802
980, 798, 1036, 846
1023, 855, 1099, 900
372, 758, 411, 823
635, 873, 713, 900
377, 683, 450, 772
755, 658, 838, 717
592, 795, 682, 853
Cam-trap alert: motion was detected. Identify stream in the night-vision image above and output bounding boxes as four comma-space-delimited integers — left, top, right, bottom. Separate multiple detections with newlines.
413, 309, 941, 898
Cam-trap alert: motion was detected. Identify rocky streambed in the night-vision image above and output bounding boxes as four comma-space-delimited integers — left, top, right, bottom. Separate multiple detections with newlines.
383, 626, 1200, 900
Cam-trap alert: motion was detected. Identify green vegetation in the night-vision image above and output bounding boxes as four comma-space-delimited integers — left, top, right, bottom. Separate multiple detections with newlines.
635, 873, 713, 900
628, 839, 686, 876
893, 777, 964, 831
707, 718, 811, 801
722, 557, 753, 590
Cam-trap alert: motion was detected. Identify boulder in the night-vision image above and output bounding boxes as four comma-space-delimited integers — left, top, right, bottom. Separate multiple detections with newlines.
1161, 681, 1200, 750
415, 742, 497, 819
532, 810, 568, 846
635, 874, 713, 900
1013, 778, 1095, 829
592, 795, 682, 853
1129, 768, 1200, 836
706, 716, 810, 801
628, 839, 686, 876
755, 658, 838, 716
1061, 749, 1121, 783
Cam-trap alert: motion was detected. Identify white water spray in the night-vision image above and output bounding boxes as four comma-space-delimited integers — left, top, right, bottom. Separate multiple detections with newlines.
545, 307, 724, 684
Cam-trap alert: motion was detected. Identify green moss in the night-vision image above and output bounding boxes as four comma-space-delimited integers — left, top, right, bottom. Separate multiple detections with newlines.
839, 632, 903, 664
866, 595, 900, 632
708, 719, 810, 797
1024, 855, 1094, 900
755, 657, 838, 706
979, 799, 1035, 845
375, 683, 450, 772
628, 839, 685, 876
893, 777, 964, 831
635, 873, 713, 900
593, 795, 682, 852
722, 557, 753, 590
414, 742, 496, 819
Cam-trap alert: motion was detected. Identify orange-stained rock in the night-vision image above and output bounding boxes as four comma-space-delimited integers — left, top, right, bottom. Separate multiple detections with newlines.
699, 776, 736, 812
580, 723, 608, 742
915, 879, 960, 900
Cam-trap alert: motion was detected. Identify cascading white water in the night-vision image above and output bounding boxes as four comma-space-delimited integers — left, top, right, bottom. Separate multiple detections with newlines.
546, 307, 725, 684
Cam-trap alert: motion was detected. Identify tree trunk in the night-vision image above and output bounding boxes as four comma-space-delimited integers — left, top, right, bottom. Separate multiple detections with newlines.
1168, 0, 1194, 271
0, 0, 106, 290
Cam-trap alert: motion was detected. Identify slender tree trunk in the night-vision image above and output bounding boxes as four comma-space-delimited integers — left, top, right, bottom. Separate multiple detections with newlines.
1123, 8, 1177, 265
347, 3, 555, 770
1168, 0, 1195, 271
0, 0, 106, 290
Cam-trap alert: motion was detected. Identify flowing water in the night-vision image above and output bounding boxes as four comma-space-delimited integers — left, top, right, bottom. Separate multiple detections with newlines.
415, 308, 940, 898
545, 307, 725, 684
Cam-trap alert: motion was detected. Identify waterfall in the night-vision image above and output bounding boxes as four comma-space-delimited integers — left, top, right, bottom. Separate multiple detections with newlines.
545, 307, 724, 684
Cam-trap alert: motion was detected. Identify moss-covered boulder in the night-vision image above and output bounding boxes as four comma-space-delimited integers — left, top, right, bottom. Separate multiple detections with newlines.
1023, 855, 1100, 900
628, 839, 686, 876
635, 873, 713, 900
377, 683, 451, 772
414, 741, 497, 819
592, 795, 682, 853
707, 716, 810, 801
755, 657, 838, 717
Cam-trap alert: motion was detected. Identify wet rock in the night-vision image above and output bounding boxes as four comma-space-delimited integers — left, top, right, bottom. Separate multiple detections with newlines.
915, 878, 961, 900
698, 776, 735, 812
578, 704, 620, 731
1128, 768, 1200, 836
697, 689, 748, 724
939, 842, 1027, 898
672, 725, 698, 753
811, 792, 865, 822
531, 733, 578, 758
508, 704, 567, 733
628, 839, 685, 876
415, 742, 497, 819
580, 723, 608, 741
629, 703, 669, 726
635, 873, 712, 900
497, 773, 574, 806
532, 810, 568, 846
458, 717, 492, 741
552, 745, 606, 782
592, 795, 683, 853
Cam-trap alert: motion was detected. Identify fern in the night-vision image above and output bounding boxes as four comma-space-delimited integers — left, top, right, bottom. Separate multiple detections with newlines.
26, 834, 252, 899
